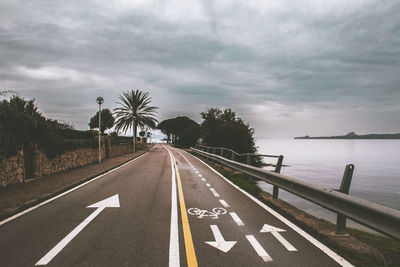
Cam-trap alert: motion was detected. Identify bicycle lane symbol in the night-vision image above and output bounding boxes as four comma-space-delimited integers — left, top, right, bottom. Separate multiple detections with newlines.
187, 207, 227, 219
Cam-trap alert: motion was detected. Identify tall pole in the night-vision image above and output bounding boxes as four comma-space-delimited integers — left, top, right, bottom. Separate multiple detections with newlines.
96, 97, 104, 164
132, 117, 136, 153
98, 102, 102, 163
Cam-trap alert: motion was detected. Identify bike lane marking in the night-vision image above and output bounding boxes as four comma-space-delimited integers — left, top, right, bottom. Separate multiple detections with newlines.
171, 151, 198, 267
246, 235, 273, 262
183, 149, 353, 267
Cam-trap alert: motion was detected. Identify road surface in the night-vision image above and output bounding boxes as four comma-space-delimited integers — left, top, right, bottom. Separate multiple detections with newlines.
0, 144, 352, 266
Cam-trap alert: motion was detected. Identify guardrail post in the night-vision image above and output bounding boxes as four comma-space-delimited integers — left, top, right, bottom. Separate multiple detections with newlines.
231, 151, 235, 161
212, 147, 216, 154
272, 155, 284, 199
336, 164, 354, 235
220, 148, 224, 157
246, 154, 251, 165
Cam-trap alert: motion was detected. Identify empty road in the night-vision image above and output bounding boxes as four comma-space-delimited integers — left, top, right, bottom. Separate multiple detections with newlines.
0, 144, 352, 266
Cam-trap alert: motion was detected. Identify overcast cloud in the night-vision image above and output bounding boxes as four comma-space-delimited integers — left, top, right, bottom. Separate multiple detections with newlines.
1, 0, 399, 138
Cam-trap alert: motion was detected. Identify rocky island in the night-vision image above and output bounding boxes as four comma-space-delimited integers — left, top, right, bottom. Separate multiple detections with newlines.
294, 132, 400, 139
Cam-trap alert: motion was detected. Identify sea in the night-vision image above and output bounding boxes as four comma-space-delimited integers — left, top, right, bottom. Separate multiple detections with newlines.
256, 139, 400, 232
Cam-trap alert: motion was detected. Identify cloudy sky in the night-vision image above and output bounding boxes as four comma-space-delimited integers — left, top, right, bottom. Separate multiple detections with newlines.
1, 0, 399, 138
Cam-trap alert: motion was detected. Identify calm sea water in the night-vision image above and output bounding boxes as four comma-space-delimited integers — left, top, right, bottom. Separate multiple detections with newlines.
256, 139, 400, 231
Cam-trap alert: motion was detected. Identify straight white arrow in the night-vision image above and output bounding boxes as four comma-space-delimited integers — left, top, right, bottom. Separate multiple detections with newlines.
260, 224, 297, 251
36, 194, 120, 265
205, 225, 237, 253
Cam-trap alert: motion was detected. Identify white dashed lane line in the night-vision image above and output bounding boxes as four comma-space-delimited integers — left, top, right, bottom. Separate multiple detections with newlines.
209, 188, 220, 197
229, 212, 244, 226
219, 199, 230, 208
206, 183, 211, 187
201, 178, 207, 182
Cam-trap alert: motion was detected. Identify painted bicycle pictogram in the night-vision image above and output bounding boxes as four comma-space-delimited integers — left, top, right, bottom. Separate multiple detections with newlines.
187, 207, 227, 219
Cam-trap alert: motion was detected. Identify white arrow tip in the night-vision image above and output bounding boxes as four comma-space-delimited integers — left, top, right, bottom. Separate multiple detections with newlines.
260, 224, 285, 233
205, 241, 237, 253
87, 194, 120, 208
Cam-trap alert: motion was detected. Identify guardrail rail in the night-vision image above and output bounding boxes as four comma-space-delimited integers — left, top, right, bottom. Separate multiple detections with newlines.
190, 147, 400, 241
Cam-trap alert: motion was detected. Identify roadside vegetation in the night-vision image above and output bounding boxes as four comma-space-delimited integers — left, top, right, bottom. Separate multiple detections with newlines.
0, 89, 158, 157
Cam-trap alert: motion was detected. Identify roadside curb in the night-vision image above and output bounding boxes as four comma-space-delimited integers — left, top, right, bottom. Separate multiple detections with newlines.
0, 150, 148, 222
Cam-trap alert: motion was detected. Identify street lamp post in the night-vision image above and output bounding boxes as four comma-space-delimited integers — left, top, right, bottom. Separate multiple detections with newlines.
96, 97, 104, 163
132, 116, 136, 153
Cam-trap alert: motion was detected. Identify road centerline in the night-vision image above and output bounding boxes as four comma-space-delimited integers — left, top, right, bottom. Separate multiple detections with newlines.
168, 148, 198, 267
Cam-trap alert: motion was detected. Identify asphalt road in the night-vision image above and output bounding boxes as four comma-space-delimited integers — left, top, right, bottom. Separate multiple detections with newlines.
0, 144, 352, 266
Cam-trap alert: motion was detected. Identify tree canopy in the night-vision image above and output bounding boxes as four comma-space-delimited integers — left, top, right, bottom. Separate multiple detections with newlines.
200, 108, 258, 155
88, 108, 115, 134
0, 95, 97, 157
158, 116, 200, 147
114, 89, 158, 151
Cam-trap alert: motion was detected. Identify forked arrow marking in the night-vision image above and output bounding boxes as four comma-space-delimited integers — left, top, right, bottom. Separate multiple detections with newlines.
205, 225, 237, 253
36, 194, 120, 265
260, 224, 297, 251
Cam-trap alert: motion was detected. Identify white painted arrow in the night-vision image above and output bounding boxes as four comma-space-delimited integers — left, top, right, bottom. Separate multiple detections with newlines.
36, 194, 120, 265
205, 225, 237, 253
260, 224, 297, 251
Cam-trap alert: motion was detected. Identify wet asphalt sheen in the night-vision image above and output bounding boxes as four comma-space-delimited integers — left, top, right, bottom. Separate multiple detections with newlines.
0, 144, 348, 267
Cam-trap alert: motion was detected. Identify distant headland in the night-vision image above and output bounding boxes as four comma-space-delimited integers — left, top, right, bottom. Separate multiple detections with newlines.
294, 132, 400, 139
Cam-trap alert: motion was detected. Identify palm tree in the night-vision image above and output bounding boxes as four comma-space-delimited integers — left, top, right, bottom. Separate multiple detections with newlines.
114, 90, 158, 152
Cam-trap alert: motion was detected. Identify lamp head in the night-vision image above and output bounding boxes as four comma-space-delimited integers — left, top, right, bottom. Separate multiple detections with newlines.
96, 96, 104, 105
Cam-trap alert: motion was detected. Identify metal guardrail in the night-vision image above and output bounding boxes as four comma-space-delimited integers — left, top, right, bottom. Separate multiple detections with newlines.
195, 144, 285, 199
191, 147, 400, 241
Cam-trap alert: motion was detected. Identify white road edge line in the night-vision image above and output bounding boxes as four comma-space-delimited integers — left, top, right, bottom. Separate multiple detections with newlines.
229, 212, 244, 226
246, 235, 273, 262
0, 152, 149, 226
185, 150, 353, 267
164, 146, 180, 267
219, 199, 230, 208
209, 188, 220, 197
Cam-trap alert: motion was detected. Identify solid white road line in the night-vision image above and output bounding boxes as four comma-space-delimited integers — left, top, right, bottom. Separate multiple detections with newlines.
229, 212, 244, 226
0, 152, 149, 226
165, 147, 180, 267
219, 199, 230, 208
209, 188, 220, 197
185, 151, 353, 267
246, 235, 273, 262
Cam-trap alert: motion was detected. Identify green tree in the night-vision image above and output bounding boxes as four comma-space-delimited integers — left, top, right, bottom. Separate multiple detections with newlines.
88, 108, 115, 134
200, 108, 260, 165
113, 89, 158, 152
158, 116, 200, 147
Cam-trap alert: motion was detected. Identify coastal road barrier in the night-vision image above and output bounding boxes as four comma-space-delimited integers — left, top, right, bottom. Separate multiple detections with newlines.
195, 144, 285, 199
190, 147, 400, 241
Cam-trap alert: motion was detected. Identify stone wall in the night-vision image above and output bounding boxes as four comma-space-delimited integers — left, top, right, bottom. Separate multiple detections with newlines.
108, 142, 132, 158
0, 150, 24, 187
33, 146, 105, 178
0, 140, 144, 187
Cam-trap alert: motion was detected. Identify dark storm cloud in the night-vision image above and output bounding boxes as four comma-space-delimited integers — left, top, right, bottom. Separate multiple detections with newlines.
0, 0, 399, 138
